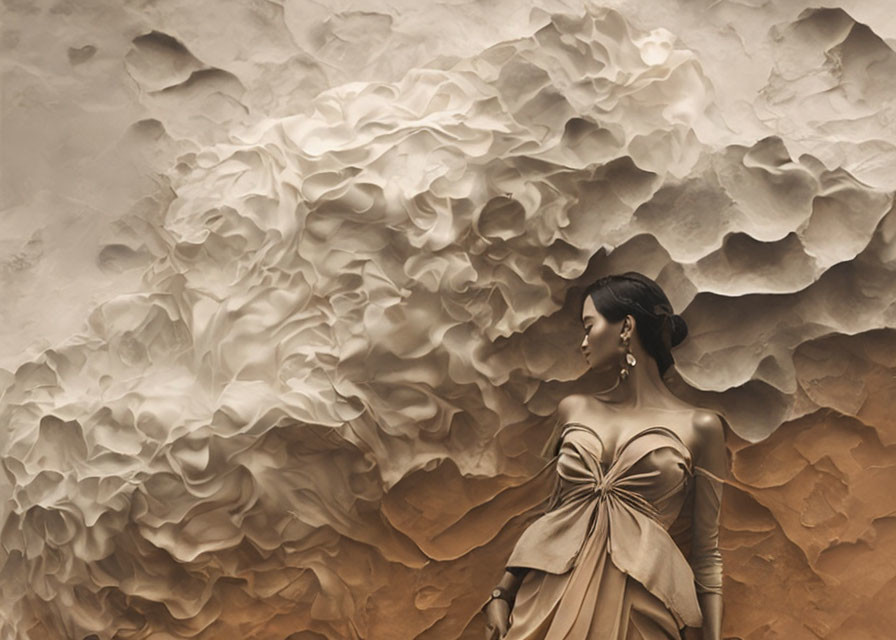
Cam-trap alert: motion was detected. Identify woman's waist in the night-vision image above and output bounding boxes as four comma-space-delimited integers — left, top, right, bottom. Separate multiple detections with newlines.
554, 476, 686, 525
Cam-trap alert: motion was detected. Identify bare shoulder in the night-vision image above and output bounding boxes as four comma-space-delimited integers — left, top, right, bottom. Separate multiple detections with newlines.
556, 393, 618, 425
690, 408, 727, 468
556, 393, 592, 420
692, 409, 724, 434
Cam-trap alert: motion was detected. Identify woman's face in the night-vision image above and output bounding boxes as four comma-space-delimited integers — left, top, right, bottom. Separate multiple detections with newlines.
580, 295, 625, 371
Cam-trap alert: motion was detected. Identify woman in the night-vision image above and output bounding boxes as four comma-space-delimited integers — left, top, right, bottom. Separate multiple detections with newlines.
483, 272, 726, 640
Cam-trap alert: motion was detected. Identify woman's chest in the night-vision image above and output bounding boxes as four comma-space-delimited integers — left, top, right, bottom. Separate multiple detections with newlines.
563, 409, 698, 465
555, 427, 693, 525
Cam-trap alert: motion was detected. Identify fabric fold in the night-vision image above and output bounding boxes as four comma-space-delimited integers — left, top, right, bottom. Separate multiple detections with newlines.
503, 423, 712, 637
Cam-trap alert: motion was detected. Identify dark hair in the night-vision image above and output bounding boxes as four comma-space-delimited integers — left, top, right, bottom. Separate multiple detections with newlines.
579, 272, 688, 376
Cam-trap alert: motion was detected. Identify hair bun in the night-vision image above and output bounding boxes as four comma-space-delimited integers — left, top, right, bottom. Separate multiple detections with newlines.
669, 314, 688, 347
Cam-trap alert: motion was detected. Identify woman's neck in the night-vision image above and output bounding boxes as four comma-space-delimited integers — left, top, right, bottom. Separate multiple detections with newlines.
591, 345, 677, 409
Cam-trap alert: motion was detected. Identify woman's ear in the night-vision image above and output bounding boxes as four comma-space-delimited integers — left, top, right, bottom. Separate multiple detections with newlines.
621, 314, 635, 338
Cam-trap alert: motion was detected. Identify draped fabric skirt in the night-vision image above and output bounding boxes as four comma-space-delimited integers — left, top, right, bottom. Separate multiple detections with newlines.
503, 510, 683, 640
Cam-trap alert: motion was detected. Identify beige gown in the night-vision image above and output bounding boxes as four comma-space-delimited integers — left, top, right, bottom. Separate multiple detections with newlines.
501, 423, 723, 640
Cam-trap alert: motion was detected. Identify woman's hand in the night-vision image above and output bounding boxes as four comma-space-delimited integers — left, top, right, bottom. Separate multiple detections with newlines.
483, 568, 526, 639
483, 598, 511, 639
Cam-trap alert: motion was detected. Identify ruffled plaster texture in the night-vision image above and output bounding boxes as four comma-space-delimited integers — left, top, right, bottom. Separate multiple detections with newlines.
1, 1, 895, 639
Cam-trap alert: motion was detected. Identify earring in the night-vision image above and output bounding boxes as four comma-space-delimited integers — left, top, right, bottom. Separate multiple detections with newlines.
619, 334, 636, 380
593, 331, 636, 397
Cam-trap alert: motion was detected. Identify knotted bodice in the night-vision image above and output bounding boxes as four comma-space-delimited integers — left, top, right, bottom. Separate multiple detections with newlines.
552, 423, 692, 529
505, 423, 707, 628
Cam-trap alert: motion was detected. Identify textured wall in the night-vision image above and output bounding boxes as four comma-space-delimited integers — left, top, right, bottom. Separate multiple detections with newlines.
1, 1, 895, 639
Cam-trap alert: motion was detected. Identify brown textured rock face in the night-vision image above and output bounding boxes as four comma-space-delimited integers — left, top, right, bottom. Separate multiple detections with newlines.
1, 2, 895, 639
719, 331, 896, 640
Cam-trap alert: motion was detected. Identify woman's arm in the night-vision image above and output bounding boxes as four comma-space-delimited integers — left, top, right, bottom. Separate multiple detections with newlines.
539, 394, 586, 458
482, 567, 528, 638
496, 566, 528, 600
690, 411, 727, 640
484, 395, 577, 638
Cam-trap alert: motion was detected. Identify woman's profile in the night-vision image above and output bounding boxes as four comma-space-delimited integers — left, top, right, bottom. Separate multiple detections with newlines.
482, 272, 726, 640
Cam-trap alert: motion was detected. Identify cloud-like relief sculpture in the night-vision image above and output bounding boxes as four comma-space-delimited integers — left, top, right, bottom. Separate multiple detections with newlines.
1, 2, 894, 639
